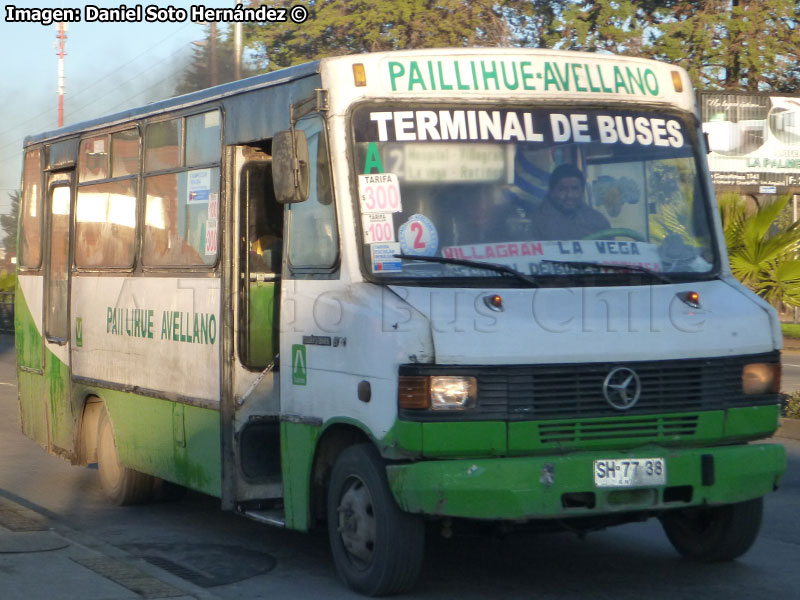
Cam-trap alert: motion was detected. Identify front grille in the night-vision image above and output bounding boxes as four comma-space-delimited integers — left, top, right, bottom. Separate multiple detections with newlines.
399, 352, 779, 422
537, 415, 699, 444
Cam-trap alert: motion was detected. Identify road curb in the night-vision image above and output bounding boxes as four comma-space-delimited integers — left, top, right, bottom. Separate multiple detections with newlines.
0, 494, 221, 600
775, 417, 800, 441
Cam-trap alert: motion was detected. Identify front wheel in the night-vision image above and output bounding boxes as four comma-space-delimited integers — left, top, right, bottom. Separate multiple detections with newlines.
660, 497, 763, 562
327, 444, 425, 596
96, 407, 155, 506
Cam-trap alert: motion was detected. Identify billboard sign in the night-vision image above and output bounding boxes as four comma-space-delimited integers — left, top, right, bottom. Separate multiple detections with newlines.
700, 92, 800, 189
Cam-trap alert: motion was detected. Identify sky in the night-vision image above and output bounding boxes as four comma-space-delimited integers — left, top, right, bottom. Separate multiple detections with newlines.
0, 1, 242, 215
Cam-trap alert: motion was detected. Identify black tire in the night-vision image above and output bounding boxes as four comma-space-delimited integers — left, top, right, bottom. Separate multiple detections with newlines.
660, 497, 764, 562
96, 407, 155, 506
327, 444, 425, 596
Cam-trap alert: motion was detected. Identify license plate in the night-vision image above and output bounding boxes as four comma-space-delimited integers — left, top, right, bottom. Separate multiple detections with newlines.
593, 457, 666, 487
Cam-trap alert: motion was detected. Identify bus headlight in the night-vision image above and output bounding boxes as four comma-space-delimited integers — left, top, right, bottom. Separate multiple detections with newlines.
398, 375, 477, 410
742, 363, 780, 395
430, 376, 477, 410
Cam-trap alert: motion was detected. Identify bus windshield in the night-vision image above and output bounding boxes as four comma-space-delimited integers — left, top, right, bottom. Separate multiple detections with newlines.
352, 104, 716, 283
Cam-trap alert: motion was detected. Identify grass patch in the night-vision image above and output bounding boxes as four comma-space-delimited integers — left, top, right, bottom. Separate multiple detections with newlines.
0, 272, 14, 293
782, 323, 800, 339
783, 391, 800, 419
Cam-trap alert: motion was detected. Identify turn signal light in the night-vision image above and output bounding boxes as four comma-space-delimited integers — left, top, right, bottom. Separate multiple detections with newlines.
484, 294, 503, 311
677, 291, 701, 309
398, 376, 429, 409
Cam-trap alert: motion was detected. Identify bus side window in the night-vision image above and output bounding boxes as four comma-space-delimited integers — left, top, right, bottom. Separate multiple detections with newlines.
75, 180, 137, 268
287, 115, 338, 270
20, 149, 43, 268
142, 169, 219, 267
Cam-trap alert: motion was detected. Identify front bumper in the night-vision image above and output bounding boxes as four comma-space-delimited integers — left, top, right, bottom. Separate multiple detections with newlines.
386, 442, 787, 519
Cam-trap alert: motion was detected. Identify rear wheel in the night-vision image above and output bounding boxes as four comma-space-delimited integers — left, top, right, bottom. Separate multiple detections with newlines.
96, 407, 155, 505
660, 497, 763, 562
327, 444, 425, 596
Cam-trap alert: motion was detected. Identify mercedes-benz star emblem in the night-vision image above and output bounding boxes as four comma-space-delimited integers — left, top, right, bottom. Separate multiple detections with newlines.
602, 367, 641, 410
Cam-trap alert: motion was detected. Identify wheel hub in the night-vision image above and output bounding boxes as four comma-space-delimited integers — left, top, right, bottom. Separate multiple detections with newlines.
337, 477, 376, 567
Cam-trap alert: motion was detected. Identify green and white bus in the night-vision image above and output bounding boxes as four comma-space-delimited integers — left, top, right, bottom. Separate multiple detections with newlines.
16, 48, 786, 595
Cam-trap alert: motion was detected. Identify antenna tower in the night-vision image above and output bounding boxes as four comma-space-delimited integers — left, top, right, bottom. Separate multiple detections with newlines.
55, 22, 68, 127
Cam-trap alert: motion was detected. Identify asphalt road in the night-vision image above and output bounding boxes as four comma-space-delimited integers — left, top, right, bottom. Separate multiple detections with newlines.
1, 335, 799, 599
782, 351, 800, 394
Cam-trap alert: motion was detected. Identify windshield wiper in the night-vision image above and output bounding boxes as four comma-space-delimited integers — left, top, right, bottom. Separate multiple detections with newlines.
394, 254, 539, 287
540, 259, 674, 284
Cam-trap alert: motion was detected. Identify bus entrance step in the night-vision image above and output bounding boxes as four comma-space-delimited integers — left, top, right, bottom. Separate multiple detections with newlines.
242, 509, 286, 528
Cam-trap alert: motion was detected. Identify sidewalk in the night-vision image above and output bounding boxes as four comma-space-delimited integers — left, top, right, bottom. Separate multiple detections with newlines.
784, 336, 800, 352
776, 336, 800, 440
0, 496, 217, 600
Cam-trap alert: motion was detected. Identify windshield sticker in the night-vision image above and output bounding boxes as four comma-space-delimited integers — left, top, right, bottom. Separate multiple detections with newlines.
204, 219, 218, 255
371, 242, 403, 273
364, 142, 384, 173
188, 169, 211, 203
399, 214, 439, 257
362, 212, 395, 243
355, 109, 685, 149
591, 176, 641, 217
442, 240, 663, 273
359, 173, 402, 214
393, 143, 506, 182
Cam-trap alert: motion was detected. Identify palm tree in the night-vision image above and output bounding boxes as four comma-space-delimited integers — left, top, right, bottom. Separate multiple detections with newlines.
719, 193, 800, 307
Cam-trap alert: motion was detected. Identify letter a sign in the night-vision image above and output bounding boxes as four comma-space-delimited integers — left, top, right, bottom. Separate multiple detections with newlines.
292, 344, 307, 386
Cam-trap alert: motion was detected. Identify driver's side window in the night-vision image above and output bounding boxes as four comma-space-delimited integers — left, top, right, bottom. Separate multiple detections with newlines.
287, 114, 338, 271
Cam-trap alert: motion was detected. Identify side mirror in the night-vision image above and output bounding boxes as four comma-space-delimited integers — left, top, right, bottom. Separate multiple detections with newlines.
273, 130, 310, 204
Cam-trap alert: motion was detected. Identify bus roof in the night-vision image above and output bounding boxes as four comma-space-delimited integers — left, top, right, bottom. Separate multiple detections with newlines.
24, 60, 321, 146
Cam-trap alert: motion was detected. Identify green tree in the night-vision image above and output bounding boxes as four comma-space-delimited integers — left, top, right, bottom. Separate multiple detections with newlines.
538, 1, 648, 55
534, 0, 799, 92
239, 0, 799, 90
175, 24, 256, 94
243, 0, 555, 70
644, 0, 799, 92
0, 190, 19, 255
719, 194, 800, 307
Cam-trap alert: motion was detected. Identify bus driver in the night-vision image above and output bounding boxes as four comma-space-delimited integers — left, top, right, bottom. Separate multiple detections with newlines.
530, 163, 610, 241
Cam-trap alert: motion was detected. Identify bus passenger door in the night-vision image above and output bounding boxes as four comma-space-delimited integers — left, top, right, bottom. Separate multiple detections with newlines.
43, 173, 74, 454
239, 149, 281, 369
225, 145, 284, 509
